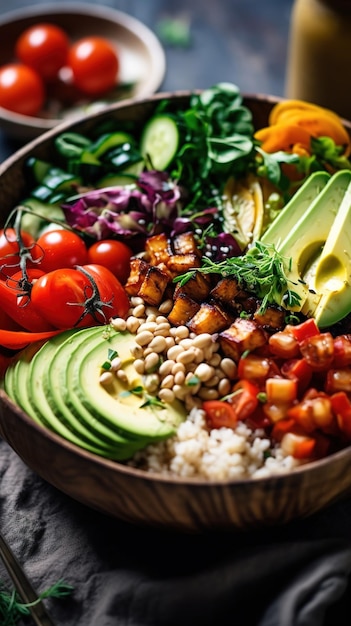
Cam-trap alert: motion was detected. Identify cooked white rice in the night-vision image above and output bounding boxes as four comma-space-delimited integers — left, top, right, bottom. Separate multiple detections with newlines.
128, 408, 301, 480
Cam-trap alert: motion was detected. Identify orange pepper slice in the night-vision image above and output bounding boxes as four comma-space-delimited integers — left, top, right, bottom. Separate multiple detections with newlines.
254, 123, 312, 153
269, 99, 342, 126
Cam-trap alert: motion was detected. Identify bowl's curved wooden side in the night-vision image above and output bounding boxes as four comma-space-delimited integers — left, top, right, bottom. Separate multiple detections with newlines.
2, 388, 351, 532
1, 93, 351, 532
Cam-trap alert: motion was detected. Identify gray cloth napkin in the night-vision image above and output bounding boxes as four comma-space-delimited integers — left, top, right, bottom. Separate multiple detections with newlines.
1, 438, 351, 626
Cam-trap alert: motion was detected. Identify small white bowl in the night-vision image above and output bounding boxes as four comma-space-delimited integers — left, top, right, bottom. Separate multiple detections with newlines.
0, 3, 166, 140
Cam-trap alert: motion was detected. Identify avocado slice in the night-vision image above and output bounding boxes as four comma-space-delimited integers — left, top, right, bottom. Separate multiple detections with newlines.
260, 171, 330, 248
47, 326, 142, 454
70, 327, 186, 441
261, 170, 351, 314
5, 341, 48, 427
5, 325, 186, 460
309, 178, 351, 327
24, 331, 125, 457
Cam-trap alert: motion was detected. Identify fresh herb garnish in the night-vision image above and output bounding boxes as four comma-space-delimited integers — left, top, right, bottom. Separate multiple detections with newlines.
174, 240, 302, 314
140, 396, 165, 409
0, 578, 73, 625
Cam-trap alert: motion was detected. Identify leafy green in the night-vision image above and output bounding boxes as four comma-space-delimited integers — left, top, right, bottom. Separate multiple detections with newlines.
157, 83, 256, 211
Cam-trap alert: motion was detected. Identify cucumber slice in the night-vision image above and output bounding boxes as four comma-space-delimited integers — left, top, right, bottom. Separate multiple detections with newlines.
140, 114, 179, 170
90, 132, 134, 159
26, 157, 52, 184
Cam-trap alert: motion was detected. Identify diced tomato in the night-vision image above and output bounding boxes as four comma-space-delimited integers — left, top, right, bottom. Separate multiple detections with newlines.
245, 405, 271, 431
288, 394, 335, 433
287, 318, 320, 343
227, 379, 260, 419
237, 353, 280, 381
330, 391, 351, 439
332, 335, 351, 367
281, 357, 313, 394
281, 431, 317, 459
325, 368, 351, 394
268, 330, 300, 359
265, 377, 298, 404
202, 400, 238, 429
263, 401, 290, 423
271, 417, 297, 442
299, 332, 334, 371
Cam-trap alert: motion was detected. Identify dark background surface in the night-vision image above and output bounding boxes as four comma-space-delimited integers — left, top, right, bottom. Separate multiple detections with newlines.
2, 2, 351, 626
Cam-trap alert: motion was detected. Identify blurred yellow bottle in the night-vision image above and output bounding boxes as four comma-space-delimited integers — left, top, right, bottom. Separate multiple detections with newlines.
285, 0, 351, 120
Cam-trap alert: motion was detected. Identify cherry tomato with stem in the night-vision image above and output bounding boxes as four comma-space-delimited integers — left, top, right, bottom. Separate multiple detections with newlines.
0, 64, 45, 116
67, 37, 119, 95
0, 268, 55, 332
34, 229, 89, 273
87, 239, 132, 284
30, 263, 129, 329
15, 23, 69, 81
0, 228, 36, 279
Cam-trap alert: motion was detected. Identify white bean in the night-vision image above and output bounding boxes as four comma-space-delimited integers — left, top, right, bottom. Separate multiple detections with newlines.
148, 336, 167, 353
99, 371, 114, 386
194, 363, 215, 382
158, 388, 175, 403
135, 330, 154, 346
110, 317, 127, 332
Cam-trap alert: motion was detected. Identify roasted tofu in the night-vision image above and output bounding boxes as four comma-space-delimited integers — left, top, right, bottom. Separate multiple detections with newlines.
219, 317, 268, 361
138, 266, 170, 306
187, 302, 232, 334
167, 293, 201, 326
145, 233, 172, 266
173, 271, 211, 302
124, 258, 150, 296
210, 277, 249, 307
253, 305, 285, 331
172, 231, 201, 257
167, 253, 201, 276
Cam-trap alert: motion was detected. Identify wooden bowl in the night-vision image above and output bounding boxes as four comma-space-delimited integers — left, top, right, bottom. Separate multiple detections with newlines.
1, 91, 351, 533
0, 3, 166, 140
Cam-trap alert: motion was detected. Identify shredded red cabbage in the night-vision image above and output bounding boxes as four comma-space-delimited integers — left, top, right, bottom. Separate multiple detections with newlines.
62, 171, 182, 240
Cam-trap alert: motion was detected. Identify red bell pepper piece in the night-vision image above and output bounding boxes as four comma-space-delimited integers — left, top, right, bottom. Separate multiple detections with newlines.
287, 318, 320, 343
0, 328, 61, 350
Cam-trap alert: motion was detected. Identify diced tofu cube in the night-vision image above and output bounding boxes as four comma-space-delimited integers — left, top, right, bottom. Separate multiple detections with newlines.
138, 266, 170, 306
219, 317, 267, 361
187, 302, 232, 334
173, 271, 211, 302
167, 293, 201, 326
253, 305, 285, 331
166, 253, 200, 276
210, 277, 248, 307
124, 258, 149, 296
172, 231, 200, 256
145, 233, 172, 266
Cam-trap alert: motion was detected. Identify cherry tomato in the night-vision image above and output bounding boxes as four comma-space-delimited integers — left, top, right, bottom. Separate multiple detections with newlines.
0, 268, 54, 332
0, 228, 36, 279
87, 239, 132, 284
35, 229, 89, 272
30, 264, 129, 329
15, 23, 69, 81
0, 64, 45, 116
228, 379, 260, 419
67, 37, 119, 95
203, 400, 238, 429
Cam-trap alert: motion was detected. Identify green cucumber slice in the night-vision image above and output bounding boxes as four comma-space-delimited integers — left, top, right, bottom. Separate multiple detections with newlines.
140, 114, 179, 170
